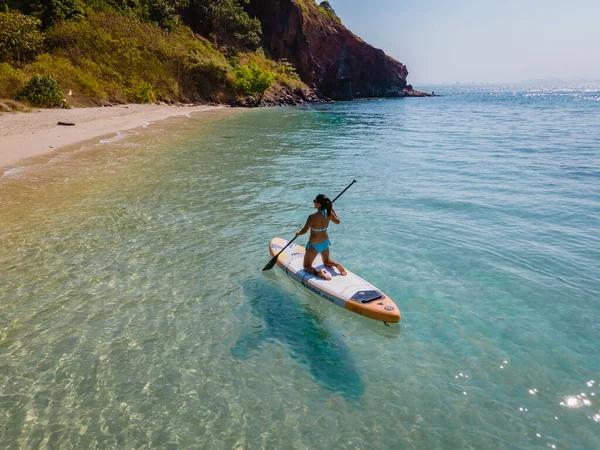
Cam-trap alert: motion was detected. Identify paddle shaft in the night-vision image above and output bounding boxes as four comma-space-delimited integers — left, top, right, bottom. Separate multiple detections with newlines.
330, 179, 357, 203
262, 180, 356, 271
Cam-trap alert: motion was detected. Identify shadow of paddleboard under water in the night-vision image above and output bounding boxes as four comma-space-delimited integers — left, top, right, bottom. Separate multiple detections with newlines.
232, 278, 365, 400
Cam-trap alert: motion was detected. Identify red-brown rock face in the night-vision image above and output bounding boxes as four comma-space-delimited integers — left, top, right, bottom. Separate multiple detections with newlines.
247, 0, 409, 100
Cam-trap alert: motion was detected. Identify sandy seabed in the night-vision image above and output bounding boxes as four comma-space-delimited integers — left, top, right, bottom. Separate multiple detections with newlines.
0, 104, 229, 170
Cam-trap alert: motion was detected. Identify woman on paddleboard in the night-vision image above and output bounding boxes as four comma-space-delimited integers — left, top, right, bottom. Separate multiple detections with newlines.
296, 194, 347, 280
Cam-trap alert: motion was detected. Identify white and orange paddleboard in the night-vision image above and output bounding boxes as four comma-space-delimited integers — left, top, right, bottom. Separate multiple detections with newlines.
268, 237, 400, 323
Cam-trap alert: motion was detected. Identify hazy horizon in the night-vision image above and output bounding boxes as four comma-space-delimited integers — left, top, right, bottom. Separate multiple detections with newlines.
414, 78, 600, 86
328, 0, 600, 86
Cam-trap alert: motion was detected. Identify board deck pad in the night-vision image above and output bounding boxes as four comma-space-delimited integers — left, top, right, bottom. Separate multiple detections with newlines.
269, 238, 400, 323
351, 290, 383, 303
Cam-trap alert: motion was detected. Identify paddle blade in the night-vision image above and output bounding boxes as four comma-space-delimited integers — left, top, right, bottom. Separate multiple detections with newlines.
262, 256, 278, 271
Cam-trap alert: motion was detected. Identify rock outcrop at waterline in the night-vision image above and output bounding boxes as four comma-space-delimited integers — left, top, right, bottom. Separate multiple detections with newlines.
247, 0, 425, 100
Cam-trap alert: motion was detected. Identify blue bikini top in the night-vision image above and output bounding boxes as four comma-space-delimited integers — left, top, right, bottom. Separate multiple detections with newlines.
311, 209, 328, 232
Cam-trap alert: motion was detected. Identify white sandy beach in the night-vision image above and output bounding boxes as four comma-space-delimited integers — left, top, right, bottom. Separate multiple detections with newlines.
0, 104, 228, 169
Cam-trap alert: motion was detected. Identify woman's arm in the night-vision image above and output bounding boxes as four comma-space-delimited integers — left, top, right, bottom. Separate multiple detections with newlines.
296, 215, 312, 236
330, 208, 340, 225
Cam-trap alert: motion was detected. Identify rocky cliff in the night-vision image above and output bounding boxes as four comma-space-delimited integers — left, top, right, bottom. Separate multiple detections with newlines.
247, 0, 414, 100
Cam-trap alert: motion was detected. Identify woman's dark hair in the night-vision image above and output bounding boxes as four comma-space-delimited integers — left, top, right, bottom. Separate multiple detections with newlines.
315, 194, 332, 218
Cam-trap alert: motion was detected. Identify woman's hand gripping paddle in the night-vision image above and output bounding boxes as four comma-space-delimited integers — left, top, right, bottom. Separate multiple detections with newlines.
262, 180, 357, 271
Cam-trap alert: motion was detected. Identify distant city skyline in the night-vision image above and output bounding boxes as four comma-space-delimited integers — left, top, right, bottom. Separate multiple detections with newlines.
328, 0, 600, 85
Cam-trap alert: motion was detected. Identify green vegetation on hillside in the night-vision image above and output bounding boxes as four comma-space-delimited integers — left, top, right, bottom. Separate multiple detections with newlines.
233, 62, 274, 103
0, 0, 305, 107
22, 0, 85, 29
0, 10, 44, 64
16, 73, 68, 107
318, 1, 341, 24
183, 0, 261, 51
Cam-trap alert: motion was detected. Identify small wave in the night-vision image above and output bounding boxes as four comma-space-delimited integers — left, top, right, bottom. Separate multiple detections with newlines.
1, 167, 25, 178
99, 132, 125, 144
48, 153, 71, 164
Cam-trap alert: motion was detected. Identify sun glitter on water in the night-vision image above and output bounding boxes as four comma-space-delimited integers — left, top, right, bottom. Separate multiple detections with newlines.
561, 395, 592, 409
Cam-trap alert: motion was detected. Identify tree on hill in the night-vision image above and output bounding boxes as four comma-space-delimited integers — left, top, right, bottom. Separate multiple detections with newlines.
233, 62, 274, 104
318, 1, 341, 23
0, 10, 44, 64
182, 0, 261, 51
19, 0, 85, 28
94, 0, 190, 30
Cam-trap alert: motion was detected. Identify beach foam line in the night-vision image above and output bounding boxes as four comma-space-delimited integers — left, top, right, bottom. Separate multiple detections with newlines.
1, 167, 25, 178
99, 132, 125, 144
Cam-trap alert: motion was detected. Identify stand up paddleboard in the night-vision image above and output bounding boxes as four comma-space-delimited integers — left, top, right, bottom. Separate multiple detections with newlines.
268, 237, 400, 323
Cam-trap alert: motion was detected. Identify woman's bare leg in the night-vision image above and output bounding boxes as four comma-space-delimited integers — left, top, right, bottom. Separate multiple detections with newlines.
304, 246, 331, 280
322, 248, 347, 275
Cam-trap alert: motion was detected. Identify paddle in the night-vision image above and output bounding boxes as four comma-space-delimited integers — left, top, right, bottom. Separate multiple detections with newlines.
262, 180, 357, 271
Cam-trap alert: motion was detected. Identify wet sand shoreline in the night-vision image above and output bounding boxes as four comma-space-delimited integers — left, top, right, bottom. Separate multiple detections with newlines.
0, 104, 231, 171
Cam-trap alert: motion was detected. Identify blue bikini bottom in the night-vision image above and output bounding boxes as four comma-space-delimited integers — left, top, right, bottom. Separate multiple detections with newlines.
306, 240, 331, 253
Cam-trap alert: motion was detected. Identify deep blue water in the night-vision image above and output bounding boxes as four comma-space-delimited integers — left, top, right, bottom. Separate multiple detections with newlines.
1, 83, 599, 448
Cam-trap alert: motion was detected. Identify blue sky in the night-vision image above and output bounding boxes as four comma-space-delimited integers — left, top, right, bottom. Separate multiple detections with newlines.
327, 0, 600, 84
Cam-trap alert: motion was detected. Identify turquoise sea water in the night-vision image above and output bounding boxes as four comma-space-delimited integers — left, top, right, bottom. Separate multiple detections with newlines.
1, 84, 599, 449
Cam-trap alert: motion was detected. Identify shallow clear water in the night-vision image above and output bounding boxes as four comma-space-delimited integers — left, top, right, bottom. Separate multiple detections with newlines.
1, 84, 599, 449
